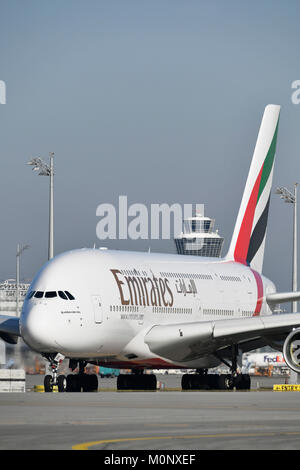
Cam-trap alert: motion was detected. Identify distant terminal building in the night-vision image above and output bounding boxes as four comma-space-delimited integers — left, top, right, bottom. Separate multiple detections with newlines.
0, 279, 30, 317
174, 212, 224, 257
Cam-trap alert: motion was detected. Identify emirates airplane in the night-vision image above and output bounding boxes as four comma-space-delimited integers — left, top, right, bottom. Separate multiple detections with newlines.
2, 104, 300, 393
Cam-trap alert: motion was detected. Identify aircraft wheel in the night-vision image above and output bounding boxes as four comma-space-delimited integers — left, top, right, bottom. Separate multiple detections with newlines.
207, 374, 219, 390
44, 374, 53, 392
66, 374, 74, 392
82, 374, 98, 392
181, 374, 191, 390
190, 374, 210, 390
218, 374, 233, 390
134, 374, 156, 390
66, 374, 80, 392
117, 374, 156, 391
242, 374, 251, 390
117, 374, 126, 390
143, 374, 157, 390
150, 374, 157, 390
57, 375, 66, 392
235, 374, 251, 390
182, 374, 204, 390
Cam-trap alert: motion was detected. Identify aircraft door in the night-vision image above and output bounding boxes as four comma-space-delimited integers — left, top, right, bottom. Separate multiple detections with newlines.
92, 295, 103, 324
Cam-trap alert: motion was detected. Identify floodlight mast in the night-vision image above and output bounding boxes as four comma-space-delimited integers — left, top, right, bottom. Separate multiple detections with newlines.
276, 183, 298, 312
16, 243, 29, 317
48, 152, 54, 260
27, 152, 54, 260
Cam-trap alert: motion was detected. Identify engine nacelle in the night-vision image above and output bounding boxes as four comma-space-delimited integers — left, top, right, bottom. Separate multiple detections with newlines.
283, 329, 300, 373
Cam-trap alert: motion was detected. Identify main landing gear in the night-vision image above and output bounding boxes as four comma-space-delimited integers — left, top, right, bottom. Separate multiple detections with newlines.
181, 346, 251, 391
117, 370, 157, 391
43, 355, 98, 392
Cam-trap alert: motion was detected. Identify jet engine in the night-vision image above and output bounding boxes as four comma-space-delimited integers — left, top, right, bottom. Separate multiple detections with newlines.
283, 329, 300, 373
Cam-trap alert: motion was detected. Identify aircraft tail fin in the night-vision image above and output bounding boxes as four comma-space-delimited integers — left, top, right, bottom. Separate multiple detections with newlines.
226, 104, 280, 273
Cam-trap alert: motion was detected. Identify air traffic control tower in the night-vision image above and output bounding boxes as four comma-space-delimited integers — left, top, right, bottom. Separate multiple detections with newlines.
174, 212, 224, 257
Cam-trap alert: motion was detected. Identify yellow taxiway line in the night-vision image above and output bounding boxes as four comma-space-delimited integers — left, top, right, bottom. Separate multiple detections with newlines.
73, 431, 300, 450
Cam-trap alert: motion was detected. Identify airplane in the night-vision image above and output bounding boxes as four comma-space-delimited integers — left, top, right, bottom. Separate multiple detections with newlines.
242, 351, 286, 371
2, 104, 300, 392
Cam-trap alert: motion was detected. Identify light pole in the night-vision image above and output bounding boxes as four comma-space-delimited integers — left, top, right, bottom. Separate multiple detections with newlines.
16, 244, 29, 317
275, 183, 298, 312
27, 152, 54, 260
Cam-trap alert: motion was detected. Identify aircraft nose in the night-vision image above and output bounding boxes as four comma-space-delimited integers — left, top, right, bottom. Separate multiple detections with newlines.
21, 304, 58, 352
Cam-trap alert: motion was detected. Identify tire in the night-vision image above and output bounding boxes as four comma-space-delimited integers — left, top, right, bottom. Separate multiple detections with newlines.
144, 374, 157, 390
117, 374, 156, 391
191, 374, 209, 390
66, 374, 81, 392
218, 374, 233, 390
57, 375, 66, 392
235, 374, 251, 390
207, 374, 219, 390
182, 374, 206, 390
242, 374, 251, 390
181, 374, 191, 390
66, 374, 74, 392
44, 375, 53, 393
117, 374, 127, 390
83, 374, 98, 392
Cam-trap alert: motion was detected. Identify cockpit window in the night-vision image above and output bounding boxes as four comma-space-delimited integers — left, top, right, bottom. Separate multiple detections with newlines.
31, 290, 75, 300
65, 291, 75, 300
58, 291, 68, 300
45, 291, 57, 298
34, 291, 44, 298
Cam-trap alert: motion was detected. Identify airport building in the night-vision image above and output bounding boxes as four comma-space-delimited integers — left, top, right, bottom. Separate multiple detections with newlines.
174, 213, 224, 257
0, 279, 30, 317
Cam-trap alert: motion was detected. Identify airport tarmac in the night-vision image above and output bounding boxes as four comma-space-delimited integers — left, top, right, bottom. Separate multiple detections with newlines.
1, 374, 300, 451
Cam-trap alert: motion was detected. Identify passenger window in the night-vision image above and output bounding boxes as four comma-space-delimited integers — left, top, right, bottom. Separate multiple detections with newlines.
65, 291, 75, 300
58, 291, 68, 300
45, 291, 57, 298
34, 291, 44, 298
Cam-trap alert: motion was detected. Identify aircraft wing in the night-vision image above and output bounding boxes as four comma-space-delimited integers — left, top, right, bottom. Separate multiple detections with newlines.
0, 315, 21, 344
144, 313, 300, 363
266, 291, 300, 305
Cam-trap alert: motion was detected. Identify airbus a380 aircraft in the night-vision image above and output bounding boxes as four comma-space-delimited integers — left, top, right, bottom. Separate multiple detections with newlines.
2, 104, 300, 393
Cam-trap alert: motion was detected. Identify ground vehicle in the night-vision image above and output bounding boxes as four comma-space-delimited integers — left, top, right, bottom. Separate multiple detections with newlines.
99, 367, 120, 378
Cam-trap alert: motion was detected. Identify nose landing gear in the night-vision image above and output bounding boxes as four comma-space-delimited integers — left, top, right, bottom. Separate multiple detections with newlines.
43, 353, 66, 392
42, 355, 98, 392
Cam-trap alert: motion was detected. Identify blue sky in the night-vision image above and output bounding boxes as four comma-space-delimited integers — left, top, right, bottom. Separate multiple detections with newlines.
0, 0, 300, 295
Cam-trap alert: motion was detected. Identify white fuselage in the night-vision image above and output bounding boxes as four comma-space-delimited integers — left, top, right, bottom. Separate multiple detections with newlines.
20, 248, 276, 369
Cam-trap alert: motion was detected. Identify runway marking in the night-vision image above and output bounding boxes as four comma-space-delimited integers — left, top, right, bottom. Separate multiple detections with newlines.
72, 431, 300, 450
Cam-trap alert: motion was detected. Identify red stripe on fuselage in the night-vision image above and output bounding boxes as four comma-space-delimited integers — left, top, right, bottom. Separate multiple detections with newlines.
97, 358, 177, 369
251, 269, 264, 316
